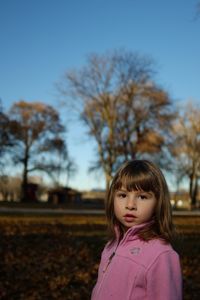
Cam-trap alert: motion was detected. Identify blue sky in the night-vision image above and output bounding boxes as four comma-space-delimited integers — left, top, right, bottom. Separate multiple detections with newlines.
0, 0, 200, 190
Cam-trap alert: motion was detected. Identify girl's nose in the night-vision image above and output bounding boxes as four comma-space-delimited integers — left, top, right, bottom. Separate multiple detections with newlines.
126, 197, 137, 210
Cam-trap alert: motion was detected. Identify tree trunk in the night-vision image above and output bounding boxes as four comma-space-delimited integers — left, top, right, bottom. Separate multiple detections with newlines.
21, 153, 29, 202
191, 177, 198, 209
105, 173, 112, 195
189, 173, 198, 210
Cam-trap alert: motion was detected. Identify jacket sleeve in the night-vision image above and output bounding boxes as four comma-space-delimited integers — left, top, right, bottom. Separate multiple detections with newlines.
146, 250, 182, 300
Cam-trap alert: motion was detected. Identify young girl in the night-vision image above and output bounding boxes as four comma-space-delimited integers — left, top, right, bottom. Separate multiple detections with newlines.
91, 160, 182, 300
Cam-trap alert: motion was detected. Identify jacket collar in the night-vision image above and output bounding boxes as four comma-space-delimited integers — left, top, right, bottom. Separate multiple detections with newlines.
117, 220, 154, 245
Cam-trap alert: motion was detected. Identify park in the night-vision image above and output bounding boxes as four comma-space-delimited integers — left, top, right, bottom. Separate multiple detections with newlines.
1, 2, 200, 299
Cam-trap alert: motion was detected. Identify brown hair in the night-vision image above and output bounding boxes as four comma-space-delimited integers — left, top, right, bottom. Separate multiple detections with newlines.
105, 159, 176, 244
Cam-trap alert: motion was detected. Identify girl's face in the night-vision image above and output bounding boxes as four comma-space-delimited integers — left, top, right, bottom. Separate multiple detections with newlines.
114, 187, 156, 230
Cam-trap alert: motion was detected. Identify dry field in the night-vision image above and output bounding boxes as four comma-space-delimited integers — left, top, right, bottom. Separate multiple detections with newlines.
0, 213, 199, 300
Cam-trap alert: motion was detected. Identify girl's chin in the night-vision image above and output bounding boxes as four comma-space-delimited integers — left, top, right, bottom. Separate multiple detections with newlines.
124, 222, 138, 229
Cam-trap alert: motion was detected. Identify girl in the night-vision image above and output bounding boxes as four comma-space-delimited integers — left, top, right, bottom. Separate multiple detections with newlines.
91, 160, 182, 300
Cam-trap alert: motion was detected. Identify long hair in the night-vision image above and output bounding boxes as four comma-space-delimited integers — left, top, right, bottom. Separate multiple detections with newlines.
105, 159, 176, 244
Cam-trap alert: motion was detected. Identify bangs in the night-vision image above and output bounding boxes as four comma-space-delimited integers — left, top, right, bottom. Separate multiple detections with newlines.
113, 164, 159, 196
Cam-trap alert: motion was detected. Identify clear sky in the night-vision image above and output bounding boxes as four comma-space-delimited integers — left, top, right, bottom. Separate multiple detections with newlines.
0, 0, 200, 191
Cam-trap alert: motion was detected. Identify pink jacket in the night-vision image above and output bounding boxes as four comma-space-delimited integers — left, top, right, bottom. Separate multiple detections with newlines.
91, 223, 182, 300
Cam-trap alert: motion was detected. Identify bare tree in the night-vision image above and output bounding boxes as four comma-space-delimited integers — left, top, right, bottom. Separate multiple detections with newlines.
0, 99, 13, 171
172, 103, 200, 208
8, 100, 74, 202
59, 50, 175, 190
41, 137, 77, 187
114, 81, 175, 162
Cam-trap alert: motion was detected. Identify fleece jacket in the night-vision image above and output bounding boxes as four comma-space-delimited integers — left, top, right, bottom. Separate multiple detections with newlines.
91, 222, 182, 300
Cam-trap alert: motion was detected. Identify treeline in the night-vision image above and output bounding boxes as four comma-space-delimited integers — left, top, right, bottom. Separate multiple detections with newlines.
1, 49, 200, 207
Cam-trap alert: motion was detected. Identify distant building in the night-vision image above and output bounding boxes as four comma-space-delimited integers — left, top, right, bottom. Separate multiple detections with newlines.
48, 187, 82, 205
26, 183, 39, 202
81, 189, 105, 208
0, 175, 43, 202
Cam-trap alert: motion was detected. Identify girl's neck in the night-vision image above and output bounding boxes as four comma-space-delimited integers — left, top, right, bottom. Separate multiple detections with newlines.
119, 221, 154, 242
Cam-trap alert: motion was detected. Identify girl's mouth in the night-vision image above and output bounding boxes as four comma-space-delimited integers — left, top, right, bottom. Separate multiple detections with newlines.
124, 214, 136, 222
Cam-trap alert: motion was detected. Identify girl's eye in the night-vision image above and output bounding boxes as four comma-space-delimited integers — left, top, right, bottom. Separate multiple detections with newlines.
117, 192, 127, 198
138, 194, 148, 200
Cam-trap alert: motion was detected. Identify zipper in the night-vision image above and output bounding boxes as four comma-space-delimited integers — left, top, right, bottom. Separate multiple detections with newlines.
94, 251, 116, 298
94, 242, 120, 297
103, 251, 116, 273
95, 250, 116, 299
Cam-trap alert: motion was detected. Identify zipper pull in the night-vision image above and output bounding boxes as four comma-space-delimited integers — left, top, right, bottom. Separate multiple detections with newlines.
103, 251, 115, 273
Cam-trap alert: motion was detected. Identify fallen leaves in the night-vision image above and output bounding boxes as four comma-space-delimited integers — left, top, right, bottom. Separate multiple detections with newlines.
0, 215, 199, 299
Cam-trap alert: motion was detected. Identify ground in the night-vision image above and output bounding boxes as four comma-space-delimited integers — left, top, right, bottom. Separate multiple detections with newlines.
0, 213, 199, 300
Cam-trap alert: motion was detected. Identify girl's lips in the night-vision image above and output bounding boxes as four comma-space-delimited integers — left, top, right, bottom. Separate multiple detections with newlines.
124, 214, 136, 222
